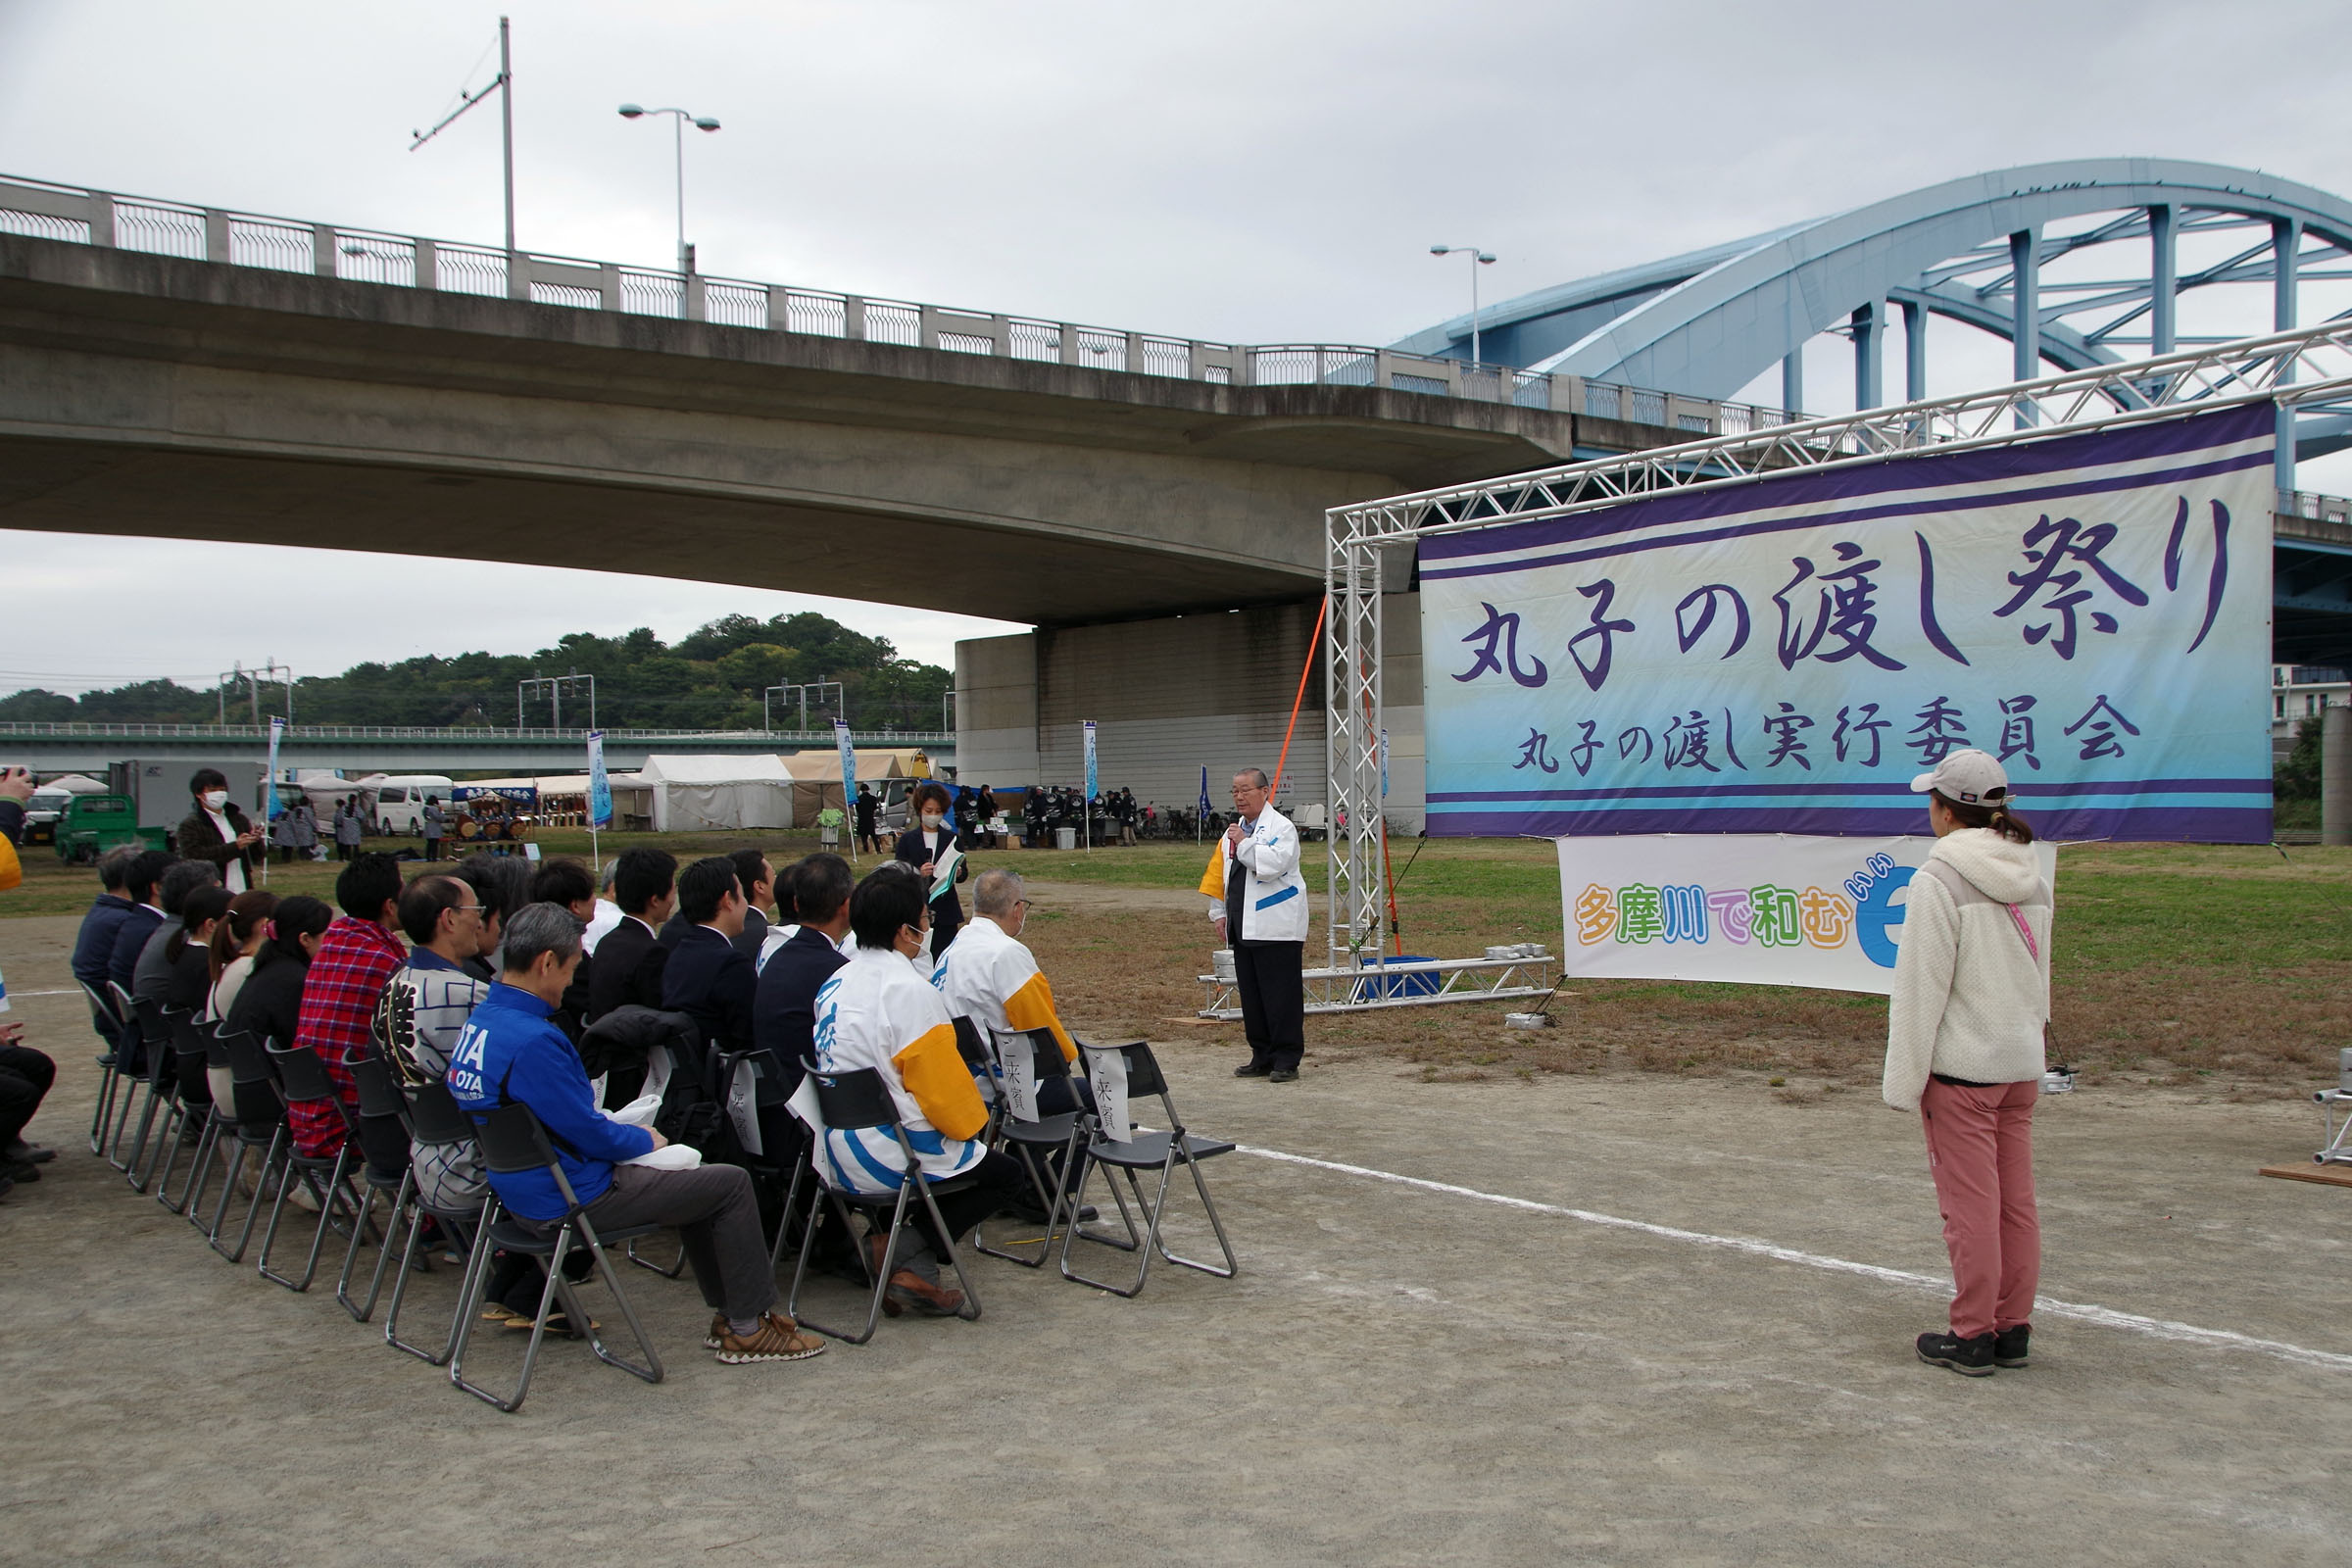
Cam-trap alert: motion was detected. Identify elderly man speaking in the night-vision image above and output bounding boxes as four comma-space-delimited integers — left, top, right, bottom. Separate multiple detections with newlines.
1202, 767, 1309, 1083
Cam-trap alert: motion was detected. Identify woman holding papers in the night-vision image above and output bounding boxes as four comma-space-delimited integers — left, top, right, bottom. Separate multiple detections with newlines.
893, 780, 970, 957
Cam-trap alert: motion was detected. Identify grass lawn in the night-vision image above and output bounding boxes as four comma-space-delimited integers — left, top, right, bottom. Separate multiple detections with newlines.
11, 826, 2346, 1096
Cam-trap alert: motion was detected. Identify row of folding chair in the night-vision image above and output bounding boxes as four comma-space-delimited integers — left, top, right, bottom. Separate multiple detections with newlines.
72, 982, 668, 1415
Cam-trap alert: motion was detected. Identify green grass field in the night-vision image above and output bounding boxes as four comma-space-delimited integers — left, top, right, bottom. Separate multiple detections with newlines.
11, 826, 2346, 1092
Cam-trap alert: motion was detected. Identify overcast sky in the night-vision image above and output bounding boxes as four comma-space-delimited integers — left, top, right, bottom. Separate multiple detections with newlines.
5, 0, 2351, 693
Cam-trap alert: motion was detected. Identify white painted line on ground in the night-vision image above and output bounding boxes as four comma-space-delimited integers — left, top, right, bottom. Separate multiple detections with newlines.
5, 990, 74, 999
1240, 1144, 2352, 1373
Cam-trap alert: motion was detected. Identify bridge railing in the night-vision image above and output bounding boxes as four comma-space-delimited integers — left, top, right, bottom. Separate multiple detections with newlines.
0, 171, 1799, 432
0, 721, 951, 746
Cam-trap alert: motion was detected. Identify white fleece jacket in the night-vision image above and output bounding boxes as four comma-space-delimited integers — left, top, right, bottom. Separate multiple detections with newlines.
1882, 828, 2052, 1111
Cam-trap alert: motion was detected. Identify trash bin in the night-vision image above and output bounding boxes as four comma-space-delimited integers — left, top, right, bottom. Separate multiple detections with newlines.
1055, 827, 1077, 850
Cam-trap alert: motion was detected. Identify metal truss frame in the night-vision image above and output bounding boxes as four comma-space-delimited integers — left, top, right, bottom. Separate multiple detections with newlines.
1198, 952, 1557, 1021
1322, 322, 2352, 971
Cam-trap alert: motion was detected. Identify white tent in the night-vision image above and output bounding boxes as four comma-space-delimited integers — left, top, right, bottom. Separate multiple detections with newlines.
635, 754, 797, 832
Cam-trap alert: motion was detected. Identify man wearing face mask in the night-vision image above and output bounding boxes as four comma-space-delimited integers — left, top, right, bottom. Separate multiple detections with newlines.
892, 780, 969, 957
175, 768, 264, 896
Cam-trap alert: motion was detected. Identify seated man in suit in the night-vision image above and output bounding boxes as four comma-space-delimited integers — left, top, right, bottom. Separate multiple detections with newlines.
661, 857, 757, 1056
587, 847, 675, 1024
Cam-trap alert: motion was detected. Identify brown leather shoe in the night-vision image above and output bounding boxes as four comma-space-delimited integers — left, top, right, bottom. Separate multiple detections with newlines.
885, 1268, 966, 1317
716, 1311, 826, 1364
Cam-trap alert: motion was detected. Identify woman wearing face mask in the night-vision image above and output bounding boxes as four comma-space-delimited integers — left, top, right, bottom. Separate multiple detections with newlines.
175, 767, 265, 895
892, 780, 969, 957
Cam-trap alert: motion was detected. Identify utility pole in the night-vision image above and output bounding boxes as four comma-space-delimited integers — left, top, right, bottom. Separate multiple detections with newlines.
412, 16, 517, 258
518, 672, 596, 730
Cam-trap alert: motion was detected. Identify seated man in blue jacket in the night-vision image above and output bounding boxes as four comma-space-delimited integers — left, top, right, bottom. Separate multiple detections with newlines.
447, 901, 823, 1367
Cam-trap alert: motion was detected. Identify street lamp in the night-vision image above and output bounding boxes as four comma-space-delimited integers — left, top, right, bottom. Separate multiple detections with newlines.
1430, 244, 1497, 370
618, 103, 721, 275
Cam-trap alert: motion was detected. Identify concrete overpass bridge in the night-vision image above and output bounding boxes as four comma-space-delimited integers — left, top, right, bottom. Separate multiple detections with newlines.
0, 722, 953, 777
8, 161, 2352, 825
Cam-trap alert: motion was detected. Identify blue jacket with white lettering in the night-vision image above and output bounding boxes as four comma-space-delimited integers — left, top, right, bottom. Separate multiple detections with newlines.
447, 981, 654, 1222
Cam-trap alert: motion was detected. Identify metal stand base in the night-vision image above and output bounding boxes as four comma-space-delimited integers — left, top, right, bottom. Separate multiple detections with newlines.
1199, 951, 1554, 1019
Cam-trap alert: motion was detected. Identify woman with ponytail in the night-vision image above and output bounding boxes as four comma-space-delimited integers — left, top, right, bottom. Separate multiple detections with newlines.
1883, 749, 2051, 1378
224, 895, 333, 1053
202, 891, 279, 1105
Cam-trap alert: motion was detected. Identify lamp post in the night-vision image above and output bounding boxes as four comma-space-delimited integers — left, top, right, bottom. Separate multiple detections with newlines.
618, 103, 721, 275
1430, 244, 1497, 369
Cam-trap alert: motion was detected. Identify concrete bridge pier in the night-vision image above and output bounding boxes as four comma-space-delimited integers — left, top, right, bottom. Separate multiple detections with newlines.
956, 594, 1426, 832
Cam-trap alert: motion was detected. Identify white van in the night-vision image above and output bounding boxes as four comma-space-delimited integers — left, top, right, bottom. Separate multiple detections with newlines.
372, 775, 456, 836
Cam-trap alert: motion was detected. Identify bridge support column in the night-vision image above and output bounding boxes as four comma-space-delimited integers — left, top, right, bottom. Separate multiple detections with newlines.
2324, 701, 2352, 847
2149, 204, 2177, 358
1902, 300, 1926, 403
1851, 303, 1883, 411
1781, 346, 1802, 418
2276, 218, 2304, 495
2010, 227, 2040, 426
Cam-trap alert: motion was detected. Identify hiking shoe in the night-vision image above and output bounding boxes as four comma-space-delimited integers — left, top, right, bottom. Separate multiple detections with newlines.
885, 1270, 967, 1318
1993, 1324, 2031, 1368
1916, 1330, 1996, 1376
716, 1311, 826, 1364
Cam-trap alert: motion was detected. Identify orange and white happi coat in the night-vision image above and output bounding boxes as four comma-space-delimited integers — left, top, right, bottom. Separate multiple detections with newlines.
932, 914, 1077, 1068
810, 945, 990, 1195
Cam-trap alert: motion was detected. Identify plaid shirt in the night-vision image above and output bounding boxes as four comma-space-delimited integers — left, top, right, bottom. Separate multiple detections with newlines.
288, 916, 406, 1158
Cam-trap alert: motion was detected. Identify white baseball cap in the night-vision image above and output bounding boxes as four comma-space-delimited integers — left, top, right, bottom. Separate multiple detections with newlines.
1909, 748, 2012, 806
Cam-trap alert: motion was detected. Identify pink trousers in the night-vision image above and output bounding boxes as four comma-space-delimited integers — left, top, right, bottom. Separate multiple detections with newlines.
1919, 1076, 2040, 1339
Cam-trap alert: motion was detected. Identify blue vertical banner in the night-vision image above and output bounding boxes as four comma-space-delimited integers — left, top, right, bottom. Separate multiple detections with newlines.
265, 716, 285, 822
1379, 727, 1391, 799
1083, 719, 1099, 802
586, 730, 612, 828
834, 718, 858, 841
1419, 404, 2275, 842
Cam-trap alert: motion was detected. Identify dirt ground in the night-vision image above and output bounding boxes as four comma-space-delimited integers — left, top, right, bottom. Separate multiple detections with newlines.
7, 894, 2352, 1566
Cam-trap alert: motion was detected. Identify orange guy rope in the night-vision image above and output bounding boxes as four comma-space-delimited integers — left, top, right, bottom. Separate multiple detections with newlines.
1268, 595, 1329, 798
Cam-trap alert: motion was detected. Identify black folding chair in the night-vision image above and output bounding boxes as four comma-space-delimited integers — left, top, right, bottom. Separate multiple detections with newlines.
952, 1015, 1004, 1143
447, 1102, 665, 1414
382, 1079, 494, 1366
100, 979, 148, 1163
77, 980, 128, 1156
206, 1028, 290, 1263
1058, 1041, 1238, 1298
784, 1062, 984, 1345
117, 999, 179, 1188
974, 1028, 1090, 1269
143, 1008, 216, 1204
255, 1044, 367, 1293
176, 1021, 242, 1231
334, 1055, 416, 1322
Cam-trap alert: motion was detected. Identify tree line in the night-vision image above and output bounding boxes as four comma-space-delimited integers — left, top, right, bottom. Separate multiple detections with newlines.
0, 612, 954, 731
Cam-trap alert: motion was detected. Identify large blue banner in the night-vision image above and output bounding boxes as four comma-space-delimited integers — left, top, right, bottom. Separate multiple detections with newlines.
1420, 404, 2275, 842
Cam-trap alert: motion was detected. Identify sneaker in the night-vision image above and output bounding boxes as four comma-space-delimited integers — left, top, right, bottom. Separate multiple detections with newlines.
715, 1311, 826, 1364
1234, 1062, 1272, 1078
7, 1140, 56, 1164
1916, 1330, 1997, 1376
1, 1158, 37, 1183
886, 1270, 967, 1318
706, 1312, 727, 1350
1992, 1324, 2031, 1368
1268, 1068, 1298, 1084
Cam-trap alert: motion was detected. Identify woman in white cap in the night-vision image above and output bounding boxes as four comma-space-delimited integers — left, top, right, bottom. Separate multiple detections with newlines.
1884, 747, 2051, 1377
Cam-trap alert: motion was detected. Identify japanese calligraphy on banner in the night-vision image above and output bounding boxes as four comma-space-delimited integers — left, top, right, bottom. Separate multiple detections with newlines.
1559, 834, 2058, 995
1422, 404, 2275, 841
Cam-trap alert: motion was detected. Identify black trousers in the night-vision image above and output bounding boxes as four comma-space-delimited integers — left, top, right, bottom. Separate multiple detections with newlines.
0, 1043, 58, 1148
1233, 941, 1305, 1070
892, 1150, 1024, 1259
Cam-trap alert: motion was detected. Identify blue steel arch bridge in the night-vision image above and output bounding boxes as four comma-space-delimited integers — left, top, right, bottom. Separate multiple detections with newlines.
1392, 159, 2352, 666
